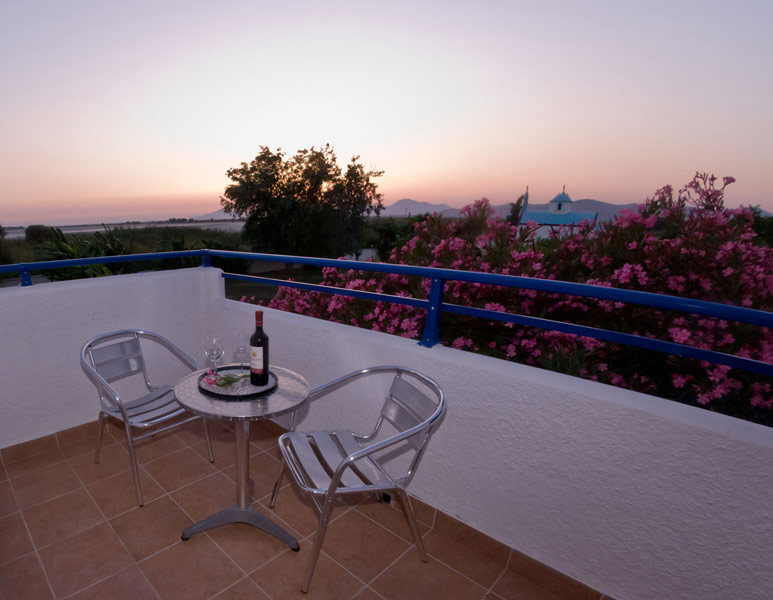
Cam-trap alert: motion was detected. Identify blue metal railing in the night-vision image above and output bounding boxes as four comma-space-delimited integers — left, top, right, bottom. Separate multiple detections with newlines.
1, 249, 771, 376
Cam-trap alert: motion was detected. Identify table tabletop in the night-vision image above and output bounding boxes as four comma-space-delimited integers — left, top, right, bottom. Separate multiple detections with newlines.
174, 364, 310, 421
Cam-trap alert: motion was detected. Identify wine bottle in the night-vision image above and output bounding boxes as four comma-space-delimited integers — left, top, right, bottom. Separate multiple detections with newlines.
249, 310, 269, 386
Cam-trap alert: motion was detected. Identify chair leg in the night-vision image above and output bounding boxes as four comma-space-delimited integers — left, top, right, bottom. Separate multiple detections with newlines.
124, 424, 144, 507
396, 489, 427, 562
202, 418, 214, 463
269, 458, 286, 508
94, 412, 105, 464
302, 494, 336, 593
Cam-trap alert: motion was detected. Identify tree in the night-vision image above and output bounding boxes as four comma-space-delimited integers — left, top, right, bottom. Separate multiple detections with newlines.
220, 145, 384, 257
0, 224, 6, 265
751, 207, 773, 246
25, 224, 54, 244
369, 217, 416, 261
506, 193, 526, 227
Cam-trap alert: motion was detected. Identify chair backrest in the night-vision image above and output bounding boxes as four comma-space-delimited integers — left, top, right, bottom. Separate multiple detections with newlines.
367, 367, 446, 486
382, 373, 442, 451
88, 336, 146, 384
81, 329, 198, 408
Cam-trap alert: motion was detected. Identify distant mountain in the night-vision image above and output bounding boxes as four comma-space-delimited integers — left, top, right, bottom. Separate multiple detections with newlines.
381, 198, 642, 223
380, 198, 453, 217
191, 209, 239, 220
515, 199, 640, 222
570, 199, 640, 221
196, 198, 769, 223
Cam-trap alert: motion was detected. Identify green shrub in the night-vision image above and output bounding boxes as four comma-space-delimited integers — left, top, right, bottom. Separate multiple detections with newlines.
25, 225, 54, 244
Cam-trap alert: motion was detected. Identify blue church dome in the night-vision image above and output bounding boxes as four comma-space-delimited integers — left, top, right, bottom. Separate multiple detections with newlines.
550, 185, 572, 204
548, 186, 572, 213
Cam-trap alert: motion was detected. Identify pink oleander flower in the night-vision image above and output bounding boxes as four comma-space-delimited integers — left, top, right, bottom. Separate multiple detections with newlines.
672, 374, 688, 388
669, 328, 692, 344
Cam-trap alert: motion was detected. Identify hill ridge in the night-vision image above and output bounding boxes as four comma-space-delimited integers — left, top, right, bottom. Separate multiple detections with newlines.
380, 198, 640, 222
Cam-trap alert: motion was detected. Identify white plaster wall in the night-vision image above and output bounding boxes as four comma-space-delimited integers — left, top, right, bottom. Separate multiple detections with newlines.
0, 268, 221, 446
1, 268, 771, 600
217, 290, 773, 600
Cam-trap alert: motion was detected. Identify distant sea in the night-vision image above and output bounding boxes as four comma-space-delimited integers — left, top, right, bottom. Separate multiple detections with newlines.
4, 220, 245, 240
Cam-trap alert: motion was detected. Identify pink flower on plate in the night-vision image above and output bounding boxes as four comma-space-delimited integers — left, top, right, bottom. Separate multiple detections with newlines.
202, 370, 219, 385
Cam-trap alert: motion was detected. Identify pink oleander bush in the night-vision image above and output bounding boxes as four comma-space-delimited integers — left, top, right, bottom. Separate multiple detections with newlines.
249, 173, 773, 425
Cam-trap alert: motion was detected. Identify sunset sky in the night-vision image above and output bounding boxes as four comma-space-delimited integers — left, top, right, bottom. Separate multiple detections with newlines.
1, 0, 771, 226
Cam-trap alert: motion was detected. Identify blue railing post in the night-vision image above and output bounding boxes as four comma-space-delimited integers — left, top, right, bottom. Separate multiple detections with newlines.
200, 250, 212, 268
20, 265, 32, 287
420, 277, 445, 347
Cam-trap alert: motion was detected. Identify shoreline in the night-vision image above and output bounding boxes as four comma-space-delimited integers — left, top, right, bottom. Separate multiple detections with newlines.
3, 220, 245, 239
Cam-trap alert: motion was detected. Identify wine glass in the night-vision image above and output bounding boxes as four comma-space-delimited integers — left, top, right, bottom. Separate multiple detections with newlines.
232, 331, 250, 375
204, 334, 224, 374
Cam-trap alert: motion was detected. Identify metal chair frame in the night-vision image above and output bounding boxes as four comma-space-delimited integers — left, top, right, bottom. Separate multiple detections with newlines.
81, 329, 214, 506
269, 365, 446, 593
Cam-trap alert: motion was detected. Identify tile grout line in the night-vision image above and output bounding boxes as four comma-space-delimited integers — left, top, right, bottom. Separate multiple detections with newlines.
388, 494, 515, 593
86, 427, 381, 600
163, 484, 250, 581
353, 501, 433, 546
8, 482, 86, 513
75, 474, 163, 600
202, 575, 263, 600
60, 434, 169, 600
346, 583, 371, 600
357, 543, 416, 592
53, 453, 130, 599
3, 473, 59, 600
3, 449, 69, 480
9, 428, 498, 599
160, 461, 293, 599
0, 547, 37, 569
237, 492, 371, 597
421, 552, 493, 597
17, 429, 273, 600
5, 430, 609, 600
358, 586, 389, 600
282, 494, 418, 598
483, 547, 513, 597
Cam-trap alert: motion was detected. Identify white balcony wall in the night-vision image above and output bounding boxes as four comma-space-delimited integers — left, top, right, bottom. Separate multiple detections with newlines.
1, 267, 771, 600
0, 268, 221, 445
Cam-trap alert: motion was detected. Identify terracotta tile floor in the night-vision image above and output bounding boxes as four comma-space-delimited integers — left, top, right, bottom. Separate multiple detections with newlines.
0, 421, 608, 600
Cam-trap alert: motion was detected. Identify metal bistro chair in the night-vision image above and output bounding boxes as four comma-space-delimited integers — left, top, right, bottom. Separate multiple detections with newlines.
81, 329, 214, 506
270, 366, 446, 593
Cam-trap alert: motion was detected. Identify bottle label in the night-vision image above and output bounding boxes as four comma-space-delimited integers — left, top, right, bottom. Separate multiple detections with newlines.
249, 346, 264, 374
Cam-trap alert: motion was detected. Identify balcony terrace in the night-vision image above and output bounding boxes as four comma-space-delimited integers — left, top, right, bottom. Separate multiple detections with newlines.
0, 418, 596, 600
1, 264, 771, 600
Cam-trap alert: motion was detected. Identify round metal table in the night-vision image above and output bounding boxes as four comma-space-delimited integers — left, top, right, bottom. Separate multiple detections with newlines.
174, 364, 310, 549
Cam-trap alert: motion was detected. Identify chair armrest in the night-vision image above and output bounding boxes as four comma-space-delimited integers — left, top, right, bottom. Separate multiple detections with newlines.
308, 366, 413, 402
136, 331, 200, 371
326, 418, 433, 496
307, 365, 446, 495
80, 357, 121, 405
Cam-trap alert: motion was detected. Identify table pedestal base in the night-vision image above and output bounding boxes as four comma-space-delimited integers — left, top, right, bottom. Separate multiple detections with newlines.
181, 504, 300, 550
180, 420, 299, 551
